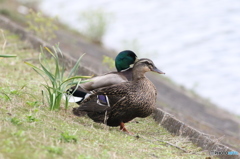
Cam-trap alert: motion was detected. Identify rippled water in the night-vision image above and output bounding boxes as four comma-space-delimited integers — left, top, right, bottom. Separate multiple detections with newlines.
39, 0, 240, 115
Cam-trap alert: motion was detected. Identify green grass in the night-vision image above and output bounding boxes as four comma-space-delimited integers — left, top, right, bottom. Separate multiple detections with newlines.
0, 30, 211, 159
25, 45, 90, 111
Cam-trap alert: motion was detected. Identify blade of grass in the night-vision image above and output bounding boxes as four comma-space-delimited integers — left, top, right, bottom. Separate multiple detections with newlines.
25, 61, 49, 85
0, 55, 17, 58
39, 53, 55, 83
51, 46, 61, 81
44, 47, 55, 58
0, 92, 12, 102
68, 53, 86, 78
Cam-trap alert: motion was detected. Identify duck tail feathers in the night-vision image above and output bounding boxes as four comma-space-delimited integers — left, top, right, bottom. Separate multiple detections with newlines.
65, 86, 90, 103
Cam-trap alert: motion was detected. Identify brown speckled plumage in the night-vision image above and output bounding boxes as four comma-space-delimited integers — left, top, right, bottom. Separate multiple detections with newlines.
73, 58, 164, 132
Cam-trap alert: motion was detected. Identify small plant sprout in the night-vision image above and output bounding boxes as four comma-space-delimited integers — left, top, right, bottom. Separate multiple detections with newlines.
10, 117, 22, 125
26, 115, 38, 123
59, 132, 77, 143
45, 146, 63, 155
25, 45, 91, 111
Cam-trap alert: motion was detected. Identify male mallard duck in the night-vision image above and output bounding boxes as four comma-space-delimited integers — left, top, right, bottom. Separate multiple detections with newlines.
67, 50, 137, 104
73, 58, 165, 134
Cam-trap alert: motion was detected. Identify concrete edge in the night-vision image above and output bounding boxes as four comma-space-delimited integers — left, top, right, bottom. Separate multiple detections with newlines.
1, 15, 239, 159
153, 108, 240, 159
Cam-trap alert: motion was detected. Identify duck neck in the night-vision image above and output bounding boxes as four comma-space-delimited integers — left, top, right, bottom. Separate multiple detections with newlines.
132, 67, 146, 81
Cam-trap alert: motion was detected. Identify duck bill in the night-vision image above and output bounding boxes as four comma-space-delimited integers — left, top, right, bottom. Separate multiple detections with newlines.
152, 67, 165, 74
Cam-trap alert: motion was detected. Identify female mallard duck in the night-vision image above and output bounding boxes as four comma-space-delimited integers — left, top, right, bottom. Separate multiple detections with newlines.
73, 58, 165, 134
67, 50, 137, 104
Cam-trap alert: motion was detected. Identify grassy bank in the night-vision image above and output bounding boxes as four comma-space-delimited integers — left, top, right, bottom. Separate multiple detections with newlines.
0, 30, 211, 159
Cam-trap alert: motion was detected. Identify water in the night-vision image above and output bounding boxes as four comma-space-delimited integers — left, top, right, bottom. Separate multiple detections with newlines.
39, 0, 240, 115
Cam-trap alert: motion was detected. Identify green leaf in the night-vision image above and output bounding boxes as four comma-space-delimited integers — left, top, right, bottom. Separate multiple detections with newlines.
0, 54, 17, 58
68, 53, 85, 78
40, 62, 55, 83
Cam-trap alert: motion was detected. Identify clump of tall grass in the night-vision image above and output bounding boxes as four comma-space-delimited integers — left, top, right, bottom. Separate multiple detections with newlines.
79, 9, 113, 44
25, 45, 90, 110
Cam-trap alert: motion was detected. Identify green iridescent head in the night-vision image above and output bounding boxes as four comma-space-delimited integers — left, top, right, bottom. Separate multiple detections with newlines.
115, 50, 137, 72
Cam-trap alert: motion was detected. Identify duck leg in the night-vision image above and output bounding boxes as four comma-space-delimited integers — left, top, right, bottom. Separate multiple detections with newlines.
120, 122, 133, 135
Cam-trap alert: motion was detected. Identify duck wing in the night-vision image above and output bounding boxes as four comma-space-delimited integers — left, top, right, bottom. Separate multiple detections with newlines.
80, 72, 128, 91
75, 94, 109, 112
75, 81, 131, 114
66, 72, 128, 103
93, 81, 134, 96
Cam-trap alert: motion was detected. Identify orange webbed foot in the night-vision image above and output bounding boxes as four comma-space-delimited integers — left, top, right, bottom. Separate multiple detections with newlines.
120, 122, 134, 135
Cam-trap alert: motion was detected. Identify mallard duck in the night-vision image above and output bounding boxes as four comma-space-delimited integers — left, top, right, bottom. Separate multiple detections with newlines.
67, 50, 137, 104
73, 58, 165, 134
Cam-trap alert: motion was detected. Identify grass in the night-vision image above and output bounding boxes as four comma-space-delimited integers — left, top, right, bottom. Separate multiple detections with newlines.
25, 45, 90, 110
0, 30, 211, 159
25, 9, 58, 41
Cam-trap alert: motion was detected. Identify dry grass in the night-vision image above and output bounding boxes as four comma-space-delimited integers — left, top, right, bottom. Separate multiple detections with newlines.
0, 30, 213, 159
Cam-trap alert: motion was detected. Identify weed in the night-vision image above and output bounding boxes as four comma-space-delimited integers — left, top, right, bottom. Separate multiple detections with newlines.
45, 146, 63, 155
11, 130, 25, 137
102, 55, 115, 70
78, 154, 93, 159
25, 45, 91, 110
0, 91, 11, 101
26, 9, 58, 41
26, 115, 38, 123
10, 89, 21, 95
10, 117, 22, 125
59, 132, 77, 143
26, 101, 40, 107
79, 9, 113, 44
